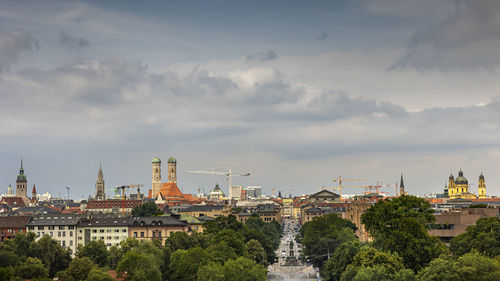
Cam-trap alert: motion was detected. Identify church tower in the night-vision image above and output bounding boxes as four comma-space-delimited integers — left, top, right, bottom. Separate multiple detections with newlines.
95, 163, 106, 200
152, 157, 162, 197
16, 159, 27, 198
478, 173, 486, 199
448, 174, 455, 198
399, 174, 405, 196
32, 184, 37, 202
167, 157, 177, 183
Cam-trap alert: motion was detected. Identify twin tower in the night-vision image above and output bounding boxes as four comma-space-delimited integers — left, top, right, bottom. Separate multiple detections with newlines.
151, 157, 177, 197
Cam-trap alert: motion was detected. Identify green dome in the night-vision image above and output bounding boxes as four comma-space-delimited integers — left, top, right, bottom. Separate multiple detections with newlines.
152, 157, 161, 164
168, 157, 177, 163
455, 169, 468, 185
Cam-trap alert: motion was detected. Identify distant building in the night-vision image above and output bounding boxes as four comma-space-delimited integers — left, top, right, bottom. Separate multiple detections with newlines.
309, 189, 340, 203
95, 163, 106, 200
85, 199, 142, 213
448, 170, 486, 199
0, 216, 31, 241
26, 214, 80, 254
178, 205, 231, 218
15, 159, 30, 206
76, 217, 129, 248
208, 183, 225, 201
245, 186, 262, 198
129, 216, 189, 243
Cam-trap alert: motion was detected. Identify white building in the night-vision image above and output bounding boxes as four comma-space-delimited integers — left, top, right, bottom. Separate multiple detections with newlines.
76, 217, 129, 248
26, 214, 80, 255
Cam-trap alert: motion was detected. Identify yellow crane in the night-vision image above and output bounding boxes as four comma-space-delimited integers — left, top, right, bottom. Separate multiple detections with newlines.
331, 176, 367, 197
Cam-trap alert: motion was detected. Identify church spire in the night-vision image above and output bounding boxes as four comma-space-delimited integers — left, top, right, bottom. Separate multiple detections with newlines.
399, 174, 405, 196
95, 162, 106, 200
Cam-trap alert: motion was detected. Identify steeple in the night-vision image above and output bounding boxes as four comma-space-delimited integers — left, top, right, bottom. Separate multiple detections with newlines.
399, 174, 405, 196
16, 158, 27, 198
95, 163, 106, 200
32, 184, 37, 203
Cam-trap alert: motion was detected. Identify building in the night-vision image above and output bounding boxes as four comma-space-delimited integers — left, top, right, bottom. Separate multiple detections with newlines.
178, 205, 231, 218
478, 173, 486, 199
95, 163, 106, 200
245, 186, 262, 199
76, 217, 129, 248
281, 197, 293, 219
85, 199, 142, 213
129, 216, 189, 243
344, 194, 383, 242
152, 157, 162, 197
15, 159, 30, 206
230, 185, 243, 200
256, 208, 281, 222
448, 170, 478, 199
399, 174, 405, 196
208, 184, 225, 201
309, 189, 340, 203
0, 216, 31, 241
26, 214, 80, 254
167, 157, 177, 183
429, 206, 500, 243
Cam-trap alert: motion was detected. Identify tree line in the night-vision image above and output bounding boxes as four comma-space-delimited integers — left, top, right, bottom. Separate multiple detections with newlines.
297, 195, 500, 281
0, 212, 281, 281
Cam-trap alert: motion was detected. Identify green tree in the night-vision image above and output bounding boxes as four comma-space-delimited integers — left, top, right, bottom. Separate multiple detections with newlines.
341, 265, 417, 281
14, 257, 48, 280
197, 261, 224, 281
346, 247, 404, 274
223, 257, 267, 281
246, 239, 268, 266
450, 217, 500, 257
300, 214, 357, 268
0, 249, 21, 267
203, 214, 243, 234
107, 245, 123, 269
205, 241, 238, 264
211, 229, 247, 256
131, 202, 163, 217
0, 267, 13, 281
116, 250, 162, 281
361, 196, 445, 272
418, 252, 500, 281
165, 231, 206, 251
322, 240, 361, 281
85, 268, 115, 281
60, 257, 95, 281
77, 240, 108, 267
29, 235, 72, 277
169, 247, 210, 281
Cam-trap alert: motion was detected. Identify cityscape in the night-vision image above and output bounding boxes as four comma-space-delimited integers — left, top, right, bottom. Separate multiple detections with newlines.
2, 0, 500, 280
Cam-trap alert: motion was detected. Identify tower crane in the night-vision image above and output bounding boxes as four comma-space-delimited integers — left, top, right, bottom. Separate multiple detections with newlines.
331, 176, 368, 197
187, 167, 250, 199
115, 184, 144, 200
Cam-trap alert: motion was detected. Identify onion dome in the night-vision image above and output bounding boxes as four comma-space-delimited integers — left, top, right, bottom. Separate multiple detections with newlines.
479, 172, 485, 181
152, 157, 161, 164
449, 174, 454, 180
168, 157, 177, 163
454, 169, 468, 185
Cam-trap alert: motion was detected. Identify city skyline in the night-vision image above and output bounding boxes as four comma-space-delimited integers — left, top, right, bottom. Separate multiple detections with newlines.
2, 0, 500, 197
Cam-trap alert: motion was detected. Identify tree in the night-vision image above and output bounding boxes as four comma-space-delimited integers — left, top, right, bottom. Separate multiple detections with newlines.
116, 250, 162, 281
165, 231, 206, 251
322, 240, 361, 281
203, 215, 243, 234
29, 235, 72, 277
14, 257, 48, 280
107, 245, 123, 269
77, 240, 108, 267
450, 217, 500, 257
341, 265, 417, 281
346, 247, 404, 274
59, 257, 95, 281
246, 239, 268, 266
299, 214, 357, 268
85, 268, 115, 281
361, 196, 445, 272
196, 261, 224, 281
211, 229, 247, 257
418, 252, 500, 281
169, 247, 210, 281
223, 257, 267, 281
131, 202, 163, 217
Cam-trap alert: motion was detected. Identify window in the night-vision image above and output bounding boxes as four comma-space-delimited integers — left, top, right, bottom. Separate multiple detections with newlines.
100, 229, 104, 233
28, 226, 35, 230
114, 229, 119, 233
69, 231, 73, 237
92, 230, 97, 233
38, 226, 44, 230
62, 241, 66, 247
78, 237, 82, 240
92, 237, 97, 240
63, 232, 66, 237
115, 236, 119, 240
58, 232, 61, 237
107, 236, 112, 240
100, 236, 104, 240
68, 226, 74, 230
79, 230, 83, 233
36, 232, 40, 237
158, 231, 162, 238
107, 243, 111, 247
59, 226, 65, 230
50, 232, 53, 237
70, 241, 73, 246
122, 229, 126, 233
134, 232, 138, 238
140, 232, 144, 238
48, 226, 54, 230
152, 232, 156, 238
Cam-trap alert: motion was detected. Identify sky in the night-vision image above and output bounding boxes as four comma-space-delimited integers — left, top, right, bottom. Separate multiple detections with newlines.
2, 0, 500, 199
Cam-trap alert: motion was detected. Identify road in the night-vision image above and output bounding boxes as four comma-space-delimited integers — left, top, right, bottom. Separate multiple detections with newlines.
267, 219, 321, 281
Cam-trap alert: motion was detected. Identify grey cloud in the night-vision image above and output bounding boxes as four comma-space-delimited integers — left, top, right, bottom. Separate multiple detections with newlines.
317, 30, 328, 41
59, 31, 89, 51
0, 29, 39, 72
390, 0, 500, 70
246, 50, 279, 62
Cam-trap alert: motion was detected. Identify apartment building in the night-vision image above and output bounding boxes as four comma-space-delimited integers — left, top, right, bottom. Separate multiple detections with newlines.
0, 216, 31, 241
129, 216, 189, 243
76, 217, 129, 248
26, 214, 80, 254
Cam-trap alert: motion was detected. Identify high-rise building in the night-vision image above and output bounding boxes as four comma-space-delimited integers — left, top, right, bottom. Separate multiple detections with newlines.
152, 157, 162, 197
16, 159, 27, 198
95, 163, 106, 200
167, 157, 177, 183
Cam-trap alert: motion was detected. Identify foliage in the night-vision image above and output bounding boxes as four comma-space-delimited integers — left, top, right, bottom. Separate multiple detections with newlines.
169, 247, 210, 281
85, 268, 115, 281
165, 231, 207, 251
77, 240, 108, 267
346, 247, 404, 274
131, 202, 163, 217
28, 234, 72, 277
322, 240, 361, 281
116, 250, 162, 281
14, 257, 48, 280
203, 214, 243, 234
246, 239, 268, 266
341, 265, 417, 281
107, 245, 123, 269
223, 257, 267, 281
59, 257, 95, 281
197, 261, 224, 281
417, 252, 500, 281
299, 213, 357, 268
450, 217, 500, 258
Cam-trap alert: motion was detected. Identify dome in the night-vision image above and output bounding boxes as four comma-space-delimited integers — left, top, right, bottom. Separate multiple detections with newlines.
168, 157, 177, 163
479, 173, 485, 180
152, 157, 161, 164
454, 169, 468, 185
449, 174, 454, 180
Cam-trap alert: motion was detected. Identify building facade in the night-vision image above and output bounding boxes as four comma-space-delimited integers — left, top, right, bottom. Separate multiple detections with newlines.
26, 214, 80, 254
152, 157, 162, 197
76, 217, 129, 248
0, 216, 31, 241
129, 216, 189, 243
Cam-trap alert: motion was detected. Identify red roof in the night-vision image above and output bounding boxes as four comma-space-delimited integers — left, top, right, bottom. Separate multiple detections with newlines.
1, 197, 26, 207
159, 183, 184, 198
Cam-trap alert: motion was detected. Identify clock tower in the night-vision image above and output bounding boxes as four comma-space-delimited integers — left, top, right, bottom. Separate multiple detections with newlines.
152, 157, 162, 197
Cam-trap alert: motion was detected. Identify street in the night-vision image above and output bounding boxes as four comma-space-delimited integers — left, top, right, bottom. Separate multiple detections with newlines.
267, 219, 321, 281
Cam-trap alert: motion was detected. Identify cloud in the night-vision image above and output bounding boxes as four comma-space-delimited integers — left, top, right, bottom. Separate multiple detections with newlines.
0, 29, 39, 72
59, 31, 89, 50
245, 50, 279, 62
317, 30, 328, 41
390, 0, 500, 70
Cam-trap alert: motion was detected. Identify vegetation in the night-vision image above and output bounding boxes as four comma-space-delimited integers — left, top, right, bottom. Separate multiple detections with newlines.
131, 202, 163, 217
0, 214, 279, 281
450, 217, 500, 257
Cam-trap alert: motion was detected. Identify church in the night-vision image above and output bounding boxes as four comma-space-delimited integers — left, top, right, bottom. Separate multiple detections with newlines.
447, 169, 487, 199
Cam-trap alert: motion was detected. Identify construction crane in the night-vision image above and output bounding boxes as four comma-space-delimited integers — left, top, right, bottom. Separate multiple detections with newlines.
187, 167, 250, 199
331, 176, 368, 197
364, 182, 396, 195
115, 184, 144, 200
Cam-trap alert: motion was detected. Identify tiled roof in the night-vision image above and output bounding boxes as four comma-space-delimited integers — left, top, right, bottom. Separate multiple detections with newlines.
180, 205, 224, 212
12, 206, 60, 214
78, 217, 130, 227
129, 216, 188, 227
86, 200, 142, 209
28, 215, 81, 226
0, 216, 31, 228
1, 197, 26, 207
159, 183, 184, 198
